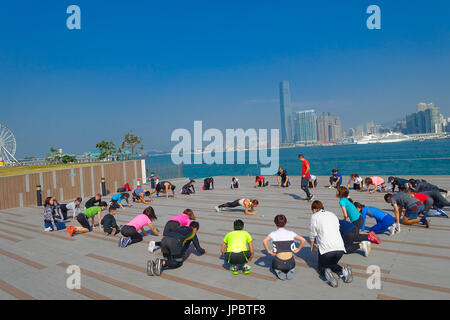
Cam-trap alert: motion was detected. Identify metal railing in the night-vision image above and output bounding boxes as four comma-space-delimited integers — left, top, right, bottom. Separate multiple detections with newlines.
147, 164, 183, 180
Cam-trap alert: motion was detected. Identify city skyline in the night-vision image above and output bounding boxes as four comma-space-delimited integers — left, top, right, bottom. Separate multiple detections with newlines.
280, 79, 449, 146
279, 81, 448, 147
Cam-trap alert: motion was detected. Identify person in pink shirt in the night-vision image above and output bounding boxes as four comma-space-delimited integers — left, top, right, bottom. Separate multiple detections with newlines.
364, 176, 386, 193
118, 206, 162, 248
148, 209, 196, 253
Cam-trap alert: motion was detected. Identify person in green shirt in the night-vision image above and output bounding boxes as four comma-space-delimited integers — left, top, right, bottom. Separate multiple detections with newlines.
220, 220, 254, 275
67, 201, 108, 237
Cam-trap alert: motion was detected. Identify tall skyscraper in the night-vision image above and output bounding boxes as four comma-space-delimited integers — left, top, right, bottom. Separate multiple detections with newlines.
334, 117, 342, 141
356, 125, 365, 137
317, 112, 342, 143
317, 112, 330, 143
406, 102, 442, 134
294, 109, 317, 144
279, 81, 294, 144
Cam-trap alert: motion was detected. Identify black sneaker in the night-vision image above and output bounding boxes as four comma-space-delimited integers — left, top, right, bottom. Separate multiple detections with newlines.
147, 260, 154, 276
420, 216, 429, 228
307, 195, 315, 202
154, 258, 163, 276
324, 268, 338, 288
341, 265, 353, 283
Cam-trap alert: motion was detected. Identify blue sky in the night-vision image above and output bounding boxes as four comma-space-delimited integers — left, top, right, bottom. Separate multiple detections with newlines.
1, 0, 449, 157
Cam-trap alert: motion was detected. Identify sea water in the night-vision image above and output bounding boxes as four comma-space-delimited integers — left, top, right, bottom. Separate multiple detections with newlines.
146, 139, 450, 179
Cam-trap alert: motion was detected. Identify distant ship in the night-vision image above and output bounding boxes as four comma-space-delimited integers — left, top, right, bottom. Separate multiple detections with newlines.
356, 132, 410, 144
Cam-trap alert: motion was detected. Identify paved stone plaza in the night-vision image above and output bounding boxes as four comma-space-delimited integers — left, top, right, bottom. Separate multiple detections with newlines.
1, 175, 449, 300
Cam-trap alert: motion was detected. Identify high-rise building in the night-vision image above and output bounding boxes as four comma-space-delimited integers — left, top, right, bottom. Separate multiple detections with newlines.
279, 81, 294, 144
334, 117, 342, 141
347, 128, 356, 137
356, 125, 365, 137
294, 109, 317, 144
317, 112, 342, 143
406, 102, 441, 134
317, 112, 330, 143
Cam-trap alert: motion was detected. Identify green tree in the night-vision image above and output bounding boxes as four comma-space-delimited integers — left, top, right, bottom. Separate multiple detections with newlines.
61, 154, 77, 164
115, 146, 124, 161
46, 147, 61, 164
121, 130, 143, 160
95, 140, 116, 160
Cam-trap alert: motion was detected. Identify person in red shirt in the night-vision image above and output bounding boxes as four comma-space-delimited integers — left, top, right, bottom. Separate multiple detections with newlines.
124, 183, 132, 192
298, 154, 314, 201
254, 176, 268, 188
410, 190, 450, 217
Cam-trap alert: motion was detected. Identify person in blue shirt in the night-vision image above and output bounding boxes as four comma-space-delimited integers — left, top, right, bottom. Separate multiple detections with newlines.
329, 169, 343, 189
336, 186, 363, 230
111, 192, 130, 209
354, 202, 396, 235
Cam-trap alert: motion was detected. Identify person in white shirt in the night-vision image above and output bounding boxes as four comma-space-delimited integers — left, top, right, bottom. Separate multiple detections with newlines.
230, 177, 239, 189
60, 197, 83, 221
309, 200, 353, 288
309, 175, 318, 189
346, 173, 363, 190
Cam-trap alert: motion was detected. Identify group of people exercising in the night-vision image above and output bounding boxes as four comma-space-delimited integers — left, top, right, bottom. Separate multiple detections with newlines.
42, 155, 449, 288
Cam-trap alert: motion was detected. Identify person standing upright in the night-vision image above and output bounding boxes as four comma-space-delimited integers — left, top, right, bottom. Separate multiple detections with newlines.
298, 154, 314, 201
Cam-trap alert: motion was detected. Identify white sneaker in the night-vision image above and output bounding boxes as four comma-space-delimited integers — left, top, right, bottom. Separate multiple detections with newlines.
148, 241, 156, 253
387, 225, 395, 236
215, 206, 221, 212
44, 227, 52, 232
361, 241, 371, 257
341, 264, 353, 283
394, 223, 401, 234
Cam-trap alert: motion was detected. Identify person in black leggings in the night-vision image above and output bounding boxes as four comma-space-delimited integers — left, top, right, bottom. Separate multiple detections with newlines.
148, 209, 196, 252
215, 199, 259, 215
298, 154, 314, 201
203, 177, 215, 190
422, 190, 450, 209
339, 220, 373, 257
181, 180, 196, 195
409, 179, 448, 194
147, 221, 206, 276
309, 200, 352, 288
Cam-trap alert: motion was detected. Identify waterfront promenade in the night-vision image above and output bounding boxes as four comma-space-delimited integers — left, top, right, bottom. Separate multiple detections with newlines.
1, 176, 449, 300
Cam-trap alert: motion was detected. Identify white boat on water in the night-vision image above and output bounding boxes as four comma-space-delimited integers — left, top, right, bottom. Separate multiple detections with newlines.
378, 132, 411, 143
356, 134, 379, 144
356, 132, 410, 144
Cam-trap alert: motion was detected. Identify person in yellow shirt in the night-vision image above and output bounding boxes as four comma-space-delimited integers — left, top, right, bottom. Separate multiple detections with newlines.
220, 220, 254, 275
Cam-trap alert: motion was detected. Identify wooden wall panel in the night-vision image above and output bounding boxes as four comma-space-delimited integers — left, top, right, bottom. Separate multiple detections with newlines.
93, 165, 103, 196
126, 162, 135, 188
0, 161, 143, 210
25, 173, 41, 207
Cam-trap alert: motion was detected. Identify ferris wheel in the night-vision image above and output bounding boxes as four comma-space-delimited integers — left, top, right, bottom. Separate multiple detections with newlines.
0, 124, 19, 164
